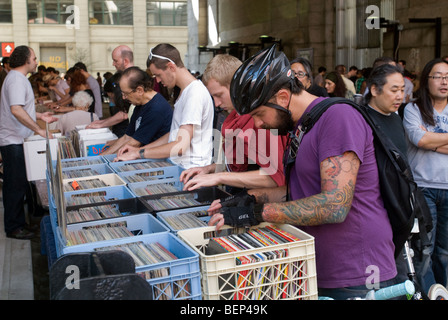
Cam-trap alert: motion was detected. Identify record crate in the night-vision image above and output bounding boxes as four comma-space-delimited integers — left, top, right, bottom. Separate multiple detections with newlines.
127, 178, 184, 197
116, 165, 183, 183
54, 155, 106, 169
63, 184, 136, 207
137, 186, 230, 214
52, 197, 150, 256
49, 193, 145, 241
62, 173, 127, 192
142, 271, 202, 300
177, 223, 318, 300
60, 162, 114, 179
62, 196, 150, 226
62, 232, 202, 300
48, 184, 136, 232
156, 206, 211, 234
55, 213, 170, 257
108, 158, 179, 173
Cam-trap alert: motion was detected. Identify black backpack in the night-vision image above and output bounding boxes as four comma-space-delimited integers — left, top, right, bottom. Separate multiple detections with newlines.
290, 97, 433, 258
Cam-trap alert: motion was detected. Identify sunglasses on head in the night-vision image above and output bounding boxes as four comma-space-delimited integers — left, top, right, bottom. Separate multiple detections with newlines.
148, 48, 175, 65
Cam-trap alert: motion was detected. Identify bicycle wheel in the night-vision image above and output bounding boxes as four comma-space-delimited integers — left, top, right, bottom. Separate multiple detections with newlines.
428, 284, 448, 300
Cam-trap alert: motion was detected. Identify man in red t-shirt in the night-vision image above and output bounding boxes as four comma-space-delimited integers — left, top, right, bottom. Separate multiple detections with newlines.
180, 54, 287, 193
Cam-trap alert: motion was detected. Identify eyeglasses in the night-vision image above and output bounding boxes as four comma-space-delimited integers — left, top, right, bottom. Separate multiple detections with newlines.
148, 48, 175, 65
121, 88, 136, 97
295, 71, 309, 79
428, 75, 448, 82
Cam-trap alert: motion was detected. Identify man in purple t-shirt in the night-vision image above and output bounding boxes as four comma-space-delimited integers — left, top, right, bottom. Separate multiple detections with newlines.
208, 45, 397, 299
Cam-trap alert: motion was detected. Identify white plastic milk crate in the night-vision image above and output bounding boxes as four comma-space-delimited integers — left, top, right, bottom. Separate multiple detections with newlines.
177, 223, 318, 300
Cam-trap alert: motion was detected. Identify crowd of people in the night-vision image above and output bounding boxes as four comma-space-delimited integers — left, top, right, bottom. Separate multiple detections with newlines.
0, 42, 447, 300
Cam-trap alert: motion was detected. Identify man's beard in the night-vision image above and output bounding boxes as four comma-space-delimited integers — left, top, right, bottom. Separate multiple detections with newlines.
261, 109, 295, 135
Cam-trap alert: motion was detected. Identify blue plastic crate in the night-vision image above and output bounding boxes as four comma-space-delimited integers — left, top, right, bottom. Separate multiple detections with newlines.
156, 206, 211, 234
108, 158, 178, 173
56, 213, 170, 257
49, 185, 136, 236
40, 216, 58, 269
53, 155, 106, 170
61, 232, 200, 280
117, 165, 183, 183
144, 271, 202, 300
128, 178, 184, 197
51, 196, 146, 239
101, 153, 117, 162
48, 193, 58, 235
61, 162, 114, 179
64, 185, 136, 206
102, 154, 173, 164
138, 187, 231, 213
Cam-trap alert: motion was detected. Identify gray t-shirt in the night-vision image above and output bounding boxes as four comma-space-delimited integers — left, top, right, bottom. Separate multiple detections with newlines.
403, 102, 448, 189
0, 70, 36, 146
86, 75, 102, 118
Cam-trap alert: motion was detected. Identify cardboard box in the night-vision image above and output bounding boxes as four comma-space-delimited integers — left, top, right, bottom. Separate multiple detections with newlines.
24, 134, 60, 181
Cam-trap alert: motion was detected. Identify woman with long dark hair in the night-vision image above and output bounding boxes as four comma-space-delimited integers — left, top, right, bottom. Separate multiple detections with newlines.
403, 57, 448, 295
324, 71, 354, 100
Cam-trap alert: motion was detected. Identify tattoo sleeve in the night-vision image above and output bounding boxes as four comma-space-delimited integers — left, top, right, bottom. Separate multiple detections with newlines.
262, 152, 360, 226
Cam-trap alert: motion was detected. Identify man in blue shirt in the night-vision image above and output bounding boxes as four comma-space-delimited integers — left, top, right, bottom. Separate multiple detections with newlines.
101, 67, 173, 155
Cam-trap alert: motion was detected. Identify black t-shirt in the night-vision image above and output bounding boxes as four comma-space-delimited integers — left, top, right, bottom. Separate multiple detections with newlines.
365, 106, 408, 157
307, 83, 329, 98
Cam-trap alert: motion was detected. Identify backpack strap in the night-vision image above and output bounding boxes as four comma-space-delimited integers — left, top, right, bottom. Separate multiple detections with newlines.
285, 97, 354, 200
301, 97, 359, 134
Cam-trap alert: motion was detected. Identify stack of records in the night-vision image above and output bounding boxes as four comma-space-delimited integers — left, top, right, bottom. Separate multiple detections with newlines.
115, 160, 173, 172
161, 211, 208, 231
132, 182, 179, 196
66, 221, 134, 246
66, 204, 122, 224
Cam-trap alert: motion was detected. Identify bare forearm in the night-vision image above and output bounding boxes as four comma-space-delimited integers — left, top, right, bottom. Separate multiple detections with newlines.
418, 132, 448, 150
12, 106, 42, 134
141, 140, 180, 159
99, 111, 128, 127
142, 128, 191, 159
215, 170, 278, 189
102, 135, 136, 155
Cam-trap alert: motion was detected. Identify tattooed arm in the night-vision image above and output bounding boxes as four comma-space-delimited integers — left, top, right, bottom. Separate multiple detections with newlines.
260, 151, 360, 226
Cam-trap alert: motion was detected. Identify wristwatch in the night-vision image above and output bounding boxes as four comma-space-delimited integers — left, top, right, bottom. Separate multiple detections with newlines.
139, 148, 145, 159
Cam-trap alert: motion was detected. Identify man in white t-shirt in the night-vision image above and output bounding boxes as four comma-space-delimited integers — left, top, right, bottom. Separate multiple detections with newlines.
0, 46, 57, 239
115, 43, 214, 169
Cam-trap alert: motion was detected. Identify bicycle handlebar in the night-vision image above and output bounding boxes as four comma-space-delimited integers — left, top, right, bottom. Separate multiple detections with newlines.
372, 280, 415, 300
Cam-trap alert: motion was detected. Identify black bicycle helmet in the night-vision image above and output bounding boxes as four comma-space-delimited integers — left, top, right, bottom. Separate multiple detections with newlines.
230, 44, 295, 115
